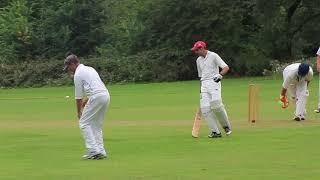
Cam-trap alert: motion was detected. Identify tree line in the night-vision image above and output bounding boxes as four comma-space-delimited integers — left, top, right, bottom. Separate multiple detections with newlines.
0, 0, 319, 87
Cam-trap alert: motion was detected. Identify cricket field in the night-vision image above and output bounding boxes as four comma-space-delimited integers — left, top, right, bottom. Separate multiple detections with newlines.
0, 77, 319, 179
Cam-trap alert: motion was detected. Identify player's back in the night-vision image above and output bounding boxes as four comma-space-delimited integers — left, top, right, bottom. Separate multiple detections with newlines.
74, 64, 107, 98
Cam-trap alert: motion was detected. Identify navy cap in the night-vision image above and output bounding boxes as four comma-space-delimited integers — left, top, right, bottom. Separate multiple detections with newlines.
298, 63, 310, 77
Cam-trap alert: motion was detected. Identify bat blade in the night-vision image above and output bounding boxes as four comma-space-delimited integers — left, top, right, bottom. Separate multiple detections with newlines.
192, 108, 202, 138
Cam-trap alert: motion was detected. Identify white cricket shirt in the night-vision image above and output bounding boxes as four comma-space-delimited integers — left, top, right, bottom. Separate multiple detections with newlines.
282, 63, 313, 89
196, 51, 228, 81
74, 64, 107, 99
317, 47, 320, 56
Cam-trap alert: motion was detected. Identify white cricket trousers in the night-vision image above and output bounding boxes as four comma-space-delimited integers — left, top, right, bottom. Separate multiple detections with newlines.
79, 91, 110, 155
200, 79, 231, 133
287, 82, 308, 118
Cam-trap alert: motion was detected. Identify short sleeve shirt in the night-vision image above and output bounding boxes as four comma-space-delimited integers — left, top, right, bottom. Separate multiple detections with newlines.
74, 64, 107, 99
282, 63, 313, 89
196, 51, 228, 81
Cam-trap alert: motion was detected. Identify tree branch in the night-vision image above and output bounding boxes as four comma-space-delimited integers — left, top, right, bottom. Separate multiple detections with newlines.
291, 12, 320, 36
287, 0, 302, 23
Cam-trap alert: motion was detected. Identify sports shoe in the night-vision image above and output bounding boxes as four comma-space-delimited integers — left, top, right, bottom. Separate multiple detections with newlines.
82, 152, 104, 160
223, 126, 232, 136
208, 132, 222, 138
293, 117, 305, 121
98, 153, 107, 159
293, 117, 301, 121
314, 109, 320, 113
293, 115, 305, 121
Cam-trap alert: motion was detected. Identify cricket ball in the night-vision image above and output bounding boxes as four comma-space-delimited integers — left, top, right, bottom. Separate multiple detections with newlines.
65, 96, 70, 98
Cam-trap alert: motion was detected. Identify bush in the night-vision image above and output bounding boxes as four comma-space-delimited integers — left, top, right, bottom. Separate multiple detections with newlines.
0, 60, 71, 87
2, 49, 312, 88
83, 49, 196, 83
0, 49, 196, 88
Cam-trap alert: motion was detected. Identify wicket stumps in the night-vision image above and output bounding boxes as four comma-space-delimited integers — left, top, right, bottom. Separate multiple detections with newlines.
248, 84, 259, 123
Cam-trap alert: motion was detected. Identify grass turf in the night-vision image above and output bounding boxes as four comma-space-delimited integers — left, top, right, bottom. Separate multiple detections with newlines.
0, 77, 319, 179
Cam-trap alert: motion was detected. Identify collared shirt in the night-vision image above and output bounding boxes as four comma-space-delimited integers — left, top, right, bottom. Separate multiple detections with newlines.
282, 63, 313, 89
317, 47, 320, 56
196, 51, 228, 81
74, 64, 107, 99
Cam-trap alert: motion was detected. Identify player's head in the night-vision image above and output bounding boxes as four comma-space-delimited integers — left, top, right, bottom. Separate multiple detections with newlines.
298, 63, 310, 77
191, 41, 207, 56
63, 53, 80, 72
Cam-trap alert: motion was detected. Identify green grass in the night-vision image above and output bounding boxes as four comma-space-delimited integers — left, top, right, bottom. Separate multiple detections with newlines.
0, 77, 320, 179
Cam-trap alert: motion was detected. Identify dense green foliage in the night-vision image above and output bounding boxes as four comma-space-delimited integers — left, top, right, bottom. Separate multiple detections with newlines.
0, 49, 193, 87
0, 0, 319, 87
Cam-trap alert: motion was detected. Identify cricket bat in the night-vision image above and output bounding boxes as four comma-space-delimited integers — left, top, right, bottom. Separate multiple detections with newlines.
192, 108, 202, 138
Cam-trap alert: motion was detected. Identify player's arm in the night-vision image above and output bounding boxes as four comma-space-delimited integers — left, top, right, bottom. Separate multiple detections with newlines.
317, 55, 320, 72
213, 54, 229, 82
316, 47, 320, 72
280, 87, 287, 97
196, 59, 202, 78
279, 87, 289, 108
279, 77, 290, 108
220, 66, 229, 76
76, 99, 83, 119
216, 53, 229, 75
306, 68, 313, 86
82, 97, 88, 108
74, 75, 84, 119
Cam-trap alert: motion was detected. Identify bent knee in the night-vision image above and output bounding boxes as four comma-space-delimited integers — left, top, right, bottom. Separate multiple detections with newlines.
200, 107, 211, 114
210, 100, 224, 110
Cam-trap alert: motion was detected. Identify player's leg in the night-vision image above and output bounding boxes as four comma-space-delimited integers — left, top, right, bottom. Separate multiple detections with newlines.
294, 82, 308, 120
211, 100, 232, 135
208, 83, 232, 135
287, 84, 300, 120
200, 92, 221, 137
287, 84, 297, 102
79, 101, 100, 159
91, 93, 110, 158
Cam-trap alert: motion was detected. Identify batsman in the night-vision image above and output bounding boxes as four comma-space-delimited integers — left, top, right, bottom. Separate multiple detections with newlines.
191, 41, 232, 138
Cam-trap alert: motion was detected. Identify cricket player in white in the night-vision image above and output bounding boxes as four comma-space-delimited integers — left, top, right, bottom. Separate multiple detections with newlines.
280, 63, 313, 121
315, 47, 320, 113
64, 54, 110, 159
191, 41, 232, 138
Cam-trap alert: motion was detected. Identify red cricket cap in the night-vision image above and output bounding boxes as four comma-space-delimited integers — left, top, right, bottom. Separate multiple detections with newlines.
191, 41, 206, 51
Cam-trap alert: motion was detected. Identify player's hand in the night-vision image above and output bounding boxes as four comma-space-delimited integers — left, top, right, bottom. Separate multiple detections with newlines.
213, 74, 223, 82
82, 98, 88, 108
77, 111, 82, 120
279, 95, 289, 108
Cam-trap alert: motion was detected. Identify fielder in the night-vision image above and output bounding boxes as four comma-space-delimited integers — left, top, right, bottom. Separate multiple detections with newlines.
64, 54, 110, 159
315, 47, 320, 113
191, 41, 232, 138
280, 63, 313, 121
